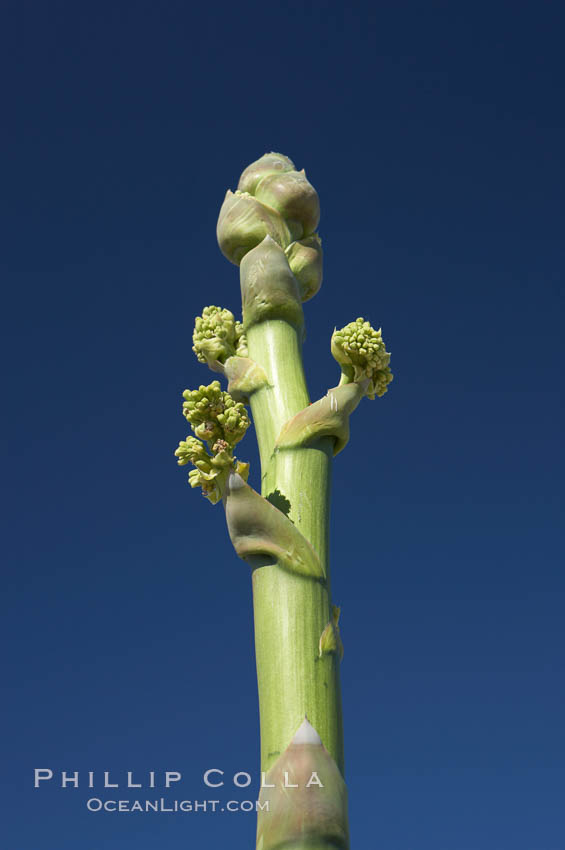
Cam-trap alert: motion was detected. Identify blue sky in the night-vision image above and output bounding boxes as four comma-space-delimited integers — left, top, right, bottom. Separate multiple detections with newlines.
2, 1, 564, 848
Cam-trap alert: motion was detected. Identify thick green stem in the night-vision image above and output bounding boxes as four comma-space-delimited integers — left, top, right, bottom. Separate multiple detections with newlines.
246, 318, 344, 776
212, 155, 351, 850
246, 320, 309, 479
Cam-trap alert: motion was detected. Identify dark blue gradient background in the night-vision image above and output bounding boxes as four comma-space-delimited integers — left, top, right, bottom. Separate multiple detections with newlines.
2, 2, 563, 848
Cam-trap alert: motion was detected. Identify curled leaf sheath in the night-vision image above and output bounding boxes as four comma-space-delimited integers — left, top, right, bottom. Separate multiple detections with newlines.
223, 472, 324, 580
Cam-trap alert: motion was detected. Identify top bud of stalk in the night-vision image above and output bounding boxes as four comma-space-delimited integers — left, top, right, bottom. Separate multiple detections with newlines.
217, 153, 322, 299
238, 152, 295, 194
192, 305, 247, 365
331, 318, 393, 399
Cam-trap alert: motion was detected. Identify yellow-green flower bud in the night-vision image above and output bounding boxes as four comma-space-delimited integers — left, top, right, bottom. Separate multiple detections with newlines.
216, 397, 251, 447
331, 317, 393, 399
216, 190, 292, 266
254, 169, 320, 240
192, 305, 247, 365
188, 467, 203, 488
210, 448, 234, 469
285, 234, 323, 302
174, 435, 210, 467
234, 324, 247, 357
193, 419, 222, 443
188, 467, 222, 504
182, 381, 225, 426
237, 152, 295, 195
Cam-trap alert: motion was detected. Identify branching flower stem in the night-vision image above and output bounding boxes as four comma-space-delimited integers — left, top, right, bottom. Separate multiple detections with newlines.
177, 152, 393, 850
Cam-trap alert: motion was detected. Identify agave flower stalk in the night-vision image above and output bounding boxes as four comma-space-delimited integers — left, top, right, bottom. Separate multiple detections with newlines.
176, 153, 393, 850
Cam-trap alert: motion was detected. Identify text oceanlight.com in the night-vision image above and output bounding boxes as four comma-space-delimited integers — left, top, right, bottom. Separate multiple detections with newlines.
86, 798, 267, 813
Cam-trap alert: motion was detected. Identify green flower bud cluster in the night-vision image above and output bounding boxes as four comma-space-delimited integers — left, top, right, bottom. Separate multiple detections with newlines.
331, 318, 393, 399
217, 152, 323, 301
174, 436, 238, 505
173, 436, 224, 504
192, 305, 247, 365
175, 381, 251, 504
182, 380, 251, 447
